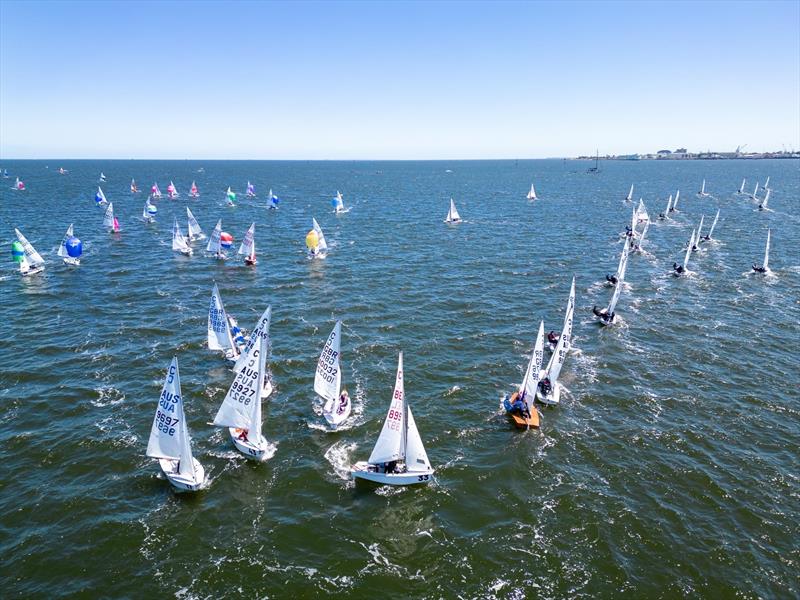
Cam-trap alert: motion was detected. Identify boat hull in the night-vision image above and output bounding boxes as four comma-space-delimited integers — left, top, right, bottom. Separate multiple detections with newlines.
20, 265, 45, 277
351, 462, 434, 486
228, 429, 271, 461
535, 382, 561, 406
503, 395, 540, 428
159, 458, 205, 492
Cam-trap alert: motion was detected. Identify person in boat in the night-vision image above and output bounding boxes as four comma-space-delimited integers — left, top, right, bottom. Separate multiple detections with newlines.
539, 377, 553, 396
337, 390, 350, 415
237, 429, 249, 442
245, 254, 256, 266
752, 264, 767, 273
507, 391, 530, 419
606, 274, 618, 284
673, 262, 684, 274
592, 305, 605, 317
228, 316, 246, 347
547, 331, 559, 345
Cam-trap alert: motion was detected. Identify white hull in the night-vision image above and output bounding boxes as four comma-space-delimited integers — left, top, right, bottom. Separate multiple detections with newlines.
323, 396, 351, 429
188, 234, 206, 242
350, 461, 434, 486
444, 218, 462, 224
308, 251, 327, 260
535, 381, 561, 405
597, 314, 616, 326
175, 247, 193, 256
228, 429, 271, 461
20, 265, 45, 277
158, 458, 205, 492
63, 257, 81, 267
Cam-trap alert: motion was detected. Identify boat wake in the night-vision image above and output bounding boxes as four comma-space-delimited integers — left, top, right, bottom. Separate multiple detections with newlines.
323, 440, 357, 482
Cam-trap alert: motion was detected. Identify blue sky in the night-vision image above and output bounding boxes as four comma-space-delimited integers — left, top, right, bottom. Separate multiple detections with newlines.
1, 0, 798, 159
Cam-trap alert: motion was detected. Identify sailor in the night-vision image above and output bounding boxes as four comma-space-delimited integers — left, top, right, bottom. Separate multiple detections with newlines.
237, 429, 249, 442
508, 392, 530, 418
592, 305, 605, 317
228, 316, 246, 347
606, 274, 618, 284
337, 390, 350, 414
547, 331, 559, 345
602, 311, 615, 324
673, 262, 684, 274
752, 264, 766, 273
539, 377, 553, 396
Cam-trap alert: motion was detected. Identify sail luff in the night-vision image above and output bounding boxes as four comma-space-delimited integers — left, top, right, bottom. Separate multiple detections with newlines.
14, 228, 45, 267
367, 353, 405, 465
763, 229, 770, 270
683, 229, 695, 270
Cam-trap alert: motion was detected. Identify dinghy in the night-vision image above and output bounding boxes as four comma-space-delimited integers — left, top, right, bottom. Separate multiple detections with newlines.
670, 190, 680, 212
632, 220, 649, 253
751, 181, 760, 201
635, 199, 649, 225
172, 218, 193, 255
698, 179, 710, 197
189, 181, 200, 198
267, 189, 279, 210
246, 181, 256, 197
2, 169, 8, 178
103, 202, 120, 233
306, 218, 328, 259
763, 176, 770, 190
315, 320, 351, 429
238, 223, 256, 265
700, 209, 719, 243
57, 224, 82, 266
672, 229, 695, 276
233, 306, 274, 398
146, 356, 206, 492
659, 195, 673, 220
351, 352, 435, 485
737, 178, 746, 195
95, 187, 108, 206
593, 272, 623, 325
142, 199, 157, 223
625, 184, 633, 202
131, 178, 140, 193
503, 321, 544, 427
13, 228, 46, 276
206, 219, 226, 259
536, 279, 574, 406
692, 216, 705, 251
444, 198, 462, 223
332, 191, 348, 213
758, 189, 770, 211
58, 167, 68, 174
213, 334, 273, 460
186, 207, 205, 241
226, 186, 236, 206
207, 283, 244, 361
752, 229, 771, 274
606, 243, 629, 285
167, 181, 179, 199
14, 177, 25, 191
151, 182, 162, 199
527, 183, 537, 200
99, 172, 106, 182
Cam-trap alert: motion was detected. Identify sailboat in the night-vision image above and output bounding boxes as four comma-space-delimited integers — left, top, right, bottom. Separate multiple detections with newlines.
527, 183, 537, 200
99, 172, 106, 182
659, 195, 673, 220
208, 283, 243, 361
700, 210, 720, 243
167, 181, 179, 199
315, 320, 351, 429
14, 177, 25, 191
146, 356, 206, 492
58, 167, 68, 174
226, 186, 236, 206
233, 306, 274, 398
751, 181, 760, 201
692, 216, 705, 251
102, 202, 120, 233
306, 218, 328, 259
186, 207, 205, 241
95, 186, 108, 206
444, 198, 462, 223
503, 321, 544, 427
332, 191, 348, 213
2, 169, 9, 178
594, 268, 624, 324
131, 178, 140, 193
606, 243, 629, 285
246, 181, 256, 197
206, 219, 226, 259
635, 199, 649, 225
12, 228, 46, 276
58, 224, 82, 266
267, 189, 279, 210
672, 229, 695, 276
213, 334, 272, 460
142, 199, 157, 223
763, 176, 770, 190
625, 184, 634, 202
172, 218, 193, 255
351, 352, 435, 485
737, 178, 746, 195
536, 278, 574, 405
670, 190, 680, 212
698, 179, 710, 197
752, 229, 771, 274
151, 182, 162, 199
758, 189, 770, 211
238, 223, 256, 265
632, 220, 649, 253
189, 181, 200, 198
587, 149, 600, 173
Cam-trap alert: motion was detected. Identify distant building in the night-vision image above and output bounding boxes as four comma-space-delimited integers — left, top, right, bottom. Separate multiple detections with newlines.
675, 148, 687, 153
657, 149, 672, 155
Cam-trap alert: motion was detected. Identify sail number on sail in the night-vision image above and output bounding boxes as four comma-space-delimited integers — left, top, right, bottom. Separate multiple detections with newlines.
209, 300, 227, 334
231, 352, 260, 404
387, 388, 404, 431
156, 365, 181, 435
315, 341, 339, 383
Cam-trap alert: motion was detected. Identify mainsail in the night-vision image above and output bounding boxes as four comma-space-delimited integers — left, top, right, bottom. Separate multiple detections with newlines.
312, 218, 328, 252
315, 321, 342, 405
14, 229, 45, 268
207, 283, 236, 354
206, 219, 223, 254
237, 223, 255, 259
368, 353, 407, 465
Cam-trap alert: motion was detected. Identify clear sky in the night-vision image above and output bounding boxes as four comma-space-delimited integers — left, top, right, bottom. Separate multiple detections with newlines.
1, 0, 798, 159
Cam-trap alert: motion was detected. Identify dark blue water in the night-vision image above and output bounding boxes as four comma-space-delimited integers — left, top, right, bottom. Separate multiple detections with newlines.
1, 159, 798, 597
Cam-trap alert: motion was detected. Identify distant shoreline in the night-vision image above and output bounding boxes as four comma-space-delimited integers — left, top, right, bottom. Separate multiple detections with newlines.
575, 152, 800, 161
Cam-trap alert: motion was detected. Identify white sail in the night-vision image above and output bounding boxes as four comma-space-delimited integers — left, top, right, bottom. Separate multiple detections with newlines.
753, 181, 760, 199
233, 305, 272, 372
315, 321, 342, 404
760, 189, 770, 208
404, 406, 431, 472
664, 195, 673, 215
206, 219, 222, 253
207, 283, 235, 352
267, 188, 278, 209
333, 191, 345, 212
707, 209, 720, 239
615, 243, 630, 280
763, 229, 770, 270
186, 207, 203, 238
695, 215, 705, 243
544, 302, 574, 384
445, 198, 461, 222
629, 206, 637, 234
739, 178, 746, 193
102, 202, 115, 229
142, 200, 151, 220
520, 322, 545, 415
638, 220, 650, 247
214, 333, 267, 440
368, 353, 406, 465
237, 223, 255, 257
172, 218, 191, 253
96, 186, 108, 204
764, 176, 770, 190
700, 179, 706, 194
682, 229, 695, 270
636, 198, 649, 223
14, 228, 45, 267
626, 184, 633, 202
147, 357, 196, 480
527, 184, 537, 200
312, 218, 328, 252
607, 276, 623, 315
58, 224, 74, 258
673, 190, 680, 210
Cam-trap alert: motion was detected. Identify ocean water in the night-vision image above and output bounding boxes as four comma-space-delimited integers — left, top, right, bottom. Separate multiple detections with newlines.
0, 159, 798, 597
